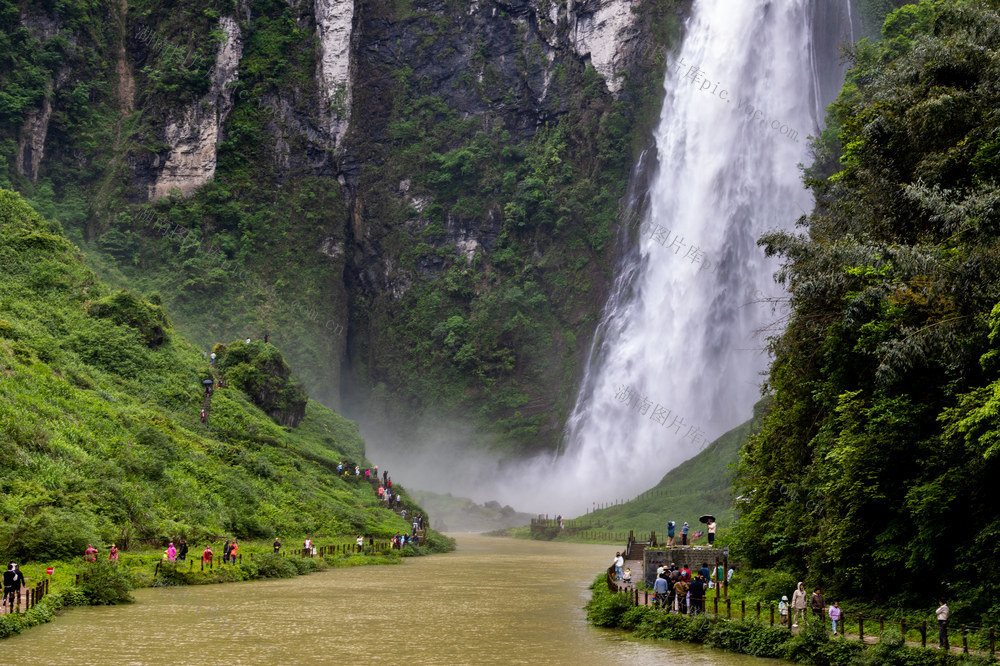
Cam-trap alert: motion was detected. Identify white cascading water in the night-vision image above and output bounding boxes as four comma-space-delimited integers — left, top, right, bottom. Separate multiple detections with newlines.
537, 0, 841, 515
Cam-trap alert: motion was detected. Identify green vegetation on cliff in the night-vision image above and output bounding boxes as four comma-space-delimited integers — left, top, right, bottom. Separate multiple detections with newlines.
737, 0, 1000, 620
0, 188, 427, 561
0, 0, 683, 455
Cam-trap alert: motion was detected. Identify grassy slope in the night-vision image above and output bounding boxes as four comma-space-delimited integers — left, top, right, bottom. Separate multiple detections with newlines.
0, 188, 421, 561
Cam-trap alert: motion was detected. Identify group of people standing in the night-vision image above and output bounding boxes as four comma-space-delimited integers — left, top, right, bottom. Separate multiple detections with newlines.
651, 562, 723, 614
664, 519, 717, 547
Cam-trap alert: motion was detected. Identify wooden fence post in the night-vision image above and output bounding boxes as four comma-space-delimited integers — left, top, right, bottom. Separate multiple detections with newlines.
880, 615, 884, 633
962, 625, 968, 653
756, 600, 761, 620
770, 603, 774, 627
75, 574, 80, 586
921, 621, 927, 648
727, 598, 731, 619
901, 619, 906, 640
859, 615, 864, 642
714, 596, 718, 615
741, 599, 745, 620
989, 626, 994, 657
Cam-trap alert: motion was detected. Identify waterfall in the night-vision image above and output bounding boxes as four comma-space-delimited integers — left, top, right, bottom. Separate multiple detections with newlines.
539, 0, 855, 514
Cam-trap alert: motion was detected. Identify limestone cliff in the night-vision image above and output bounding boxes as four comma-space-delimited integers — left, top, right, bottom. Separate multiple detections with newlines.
147, 16, 243, 200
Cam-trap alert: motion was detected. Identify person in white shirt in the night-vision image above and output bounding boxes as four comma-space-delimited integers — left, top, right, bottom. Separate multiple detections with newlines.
613, 552, 624, 581
936, 600, 950, 650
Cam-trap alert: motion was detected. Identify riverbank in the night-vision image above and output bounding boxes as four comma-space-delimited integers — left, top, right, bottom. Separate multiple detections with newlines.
1, 533, 455, 640
586, 576, 996, 665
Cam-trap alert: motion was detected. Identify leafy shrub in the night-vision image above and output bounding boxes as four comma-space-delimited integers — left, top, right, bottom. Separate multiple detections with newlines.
620, 605, 655, 630
86, 289, 168, 347
255, 554, 298, 578
585, 581, 633, 628
708, 619, 791, 658
289, 557, 321, 574
634, 612, 716, 641
79, 559, 135, 605
783, 621, 833, 663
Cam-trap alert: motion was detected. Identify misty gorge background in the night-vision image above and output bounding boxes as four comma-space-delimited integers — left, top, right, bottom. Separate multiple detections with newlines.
0, 0, 907, 512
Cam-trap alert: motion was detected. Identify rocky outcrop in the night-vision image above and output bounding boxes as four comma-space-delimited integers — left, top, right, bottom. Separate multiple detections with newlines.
16, 90, 52, 183
567, 0, 641, 95
315, 0, 355, 150
147, 16, 243, 200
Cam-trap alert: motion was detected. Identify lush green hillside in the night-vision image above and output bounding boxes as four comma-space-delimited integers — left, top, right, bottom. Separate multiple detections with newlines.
737, 0, 1000, 620
0, 187, 424, 562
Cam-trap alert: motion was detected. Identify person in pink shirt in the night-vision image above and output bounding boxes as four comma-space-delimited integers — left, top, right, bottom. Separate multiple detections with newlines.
166, 543, 177, 561
109, 544, 119, 562
84, 544, 98, 562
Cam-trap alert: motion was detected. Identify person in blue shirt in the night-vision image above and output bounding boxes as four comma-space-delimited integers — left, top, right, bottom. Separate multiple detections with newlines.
653, 573, 670, 609
667, 520, 676, 547
700, 563, 710, 580
682, 522, 690, 546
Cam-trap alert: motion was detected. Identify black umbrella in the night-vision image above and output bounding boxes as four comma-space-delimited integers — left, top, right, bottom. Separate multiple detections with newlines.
699, 514, 715, 524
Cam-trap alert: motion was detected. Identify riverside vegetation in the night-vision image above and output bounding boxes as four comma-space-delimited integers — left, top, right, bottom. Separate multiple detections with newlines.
0, 187, 453, 638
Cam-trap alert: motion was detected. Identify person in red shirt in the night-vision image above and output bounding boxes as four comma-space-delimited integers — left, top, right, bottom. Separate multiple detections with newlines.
84, 544, 98, 562
202, 546, 213, 563
109, 544, 119, 562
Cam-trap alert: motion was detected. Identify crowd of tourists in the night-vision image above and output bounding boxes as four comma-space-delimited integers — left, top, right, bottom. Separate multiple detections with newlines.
648, 561, 733, 614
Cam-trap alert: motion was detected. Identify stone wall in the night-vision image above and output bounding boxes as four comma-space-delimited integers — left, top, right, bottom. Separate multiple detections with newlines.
643, 548, 724, 589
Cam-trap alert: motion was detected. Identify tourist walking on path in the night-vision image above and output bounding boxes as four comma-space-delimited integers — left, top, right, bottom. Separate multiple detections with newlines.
829, 601, 841, 633
85, 544, 98, 562
167, 542, 177, 561
229, 540, 238, 564
613, 552, 624, 581
936, 599, 950, 650
791, 582, 807, 627
666, 521, 675, 547
707, 519, 716, 545
202, 545, 213, 564
109, 544, 119, 562
681, 522, 690, 546
810, 588, 826, 623
178, 539, 188, 561
2, 563, 16, 609
273, 538, 281, 553
779, 595, 790, 626
223, 540, 231, 564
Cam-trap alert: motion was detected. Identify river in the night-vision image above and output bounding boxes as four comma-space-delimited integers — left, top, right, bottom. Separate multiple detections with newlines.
4, 535, 781, 664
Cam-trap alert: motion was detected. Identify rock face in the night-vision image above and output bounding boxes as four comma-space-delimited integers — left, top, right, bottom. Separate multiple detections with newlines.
16, 91, 52, 182
314, 0, 355, 150
147, 16, 243, 200
567, 0, 641, 96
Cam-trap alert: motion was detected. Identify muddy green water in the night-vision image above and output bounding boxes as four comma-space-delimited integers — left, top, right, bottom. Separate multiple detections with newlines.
4, 534, 781, 664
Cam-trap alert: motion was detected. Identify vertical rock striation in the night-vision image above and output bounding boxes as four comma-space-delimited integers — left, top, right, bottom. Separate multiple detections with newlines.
315, 0, 355, 150
147, 16, 243, 200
